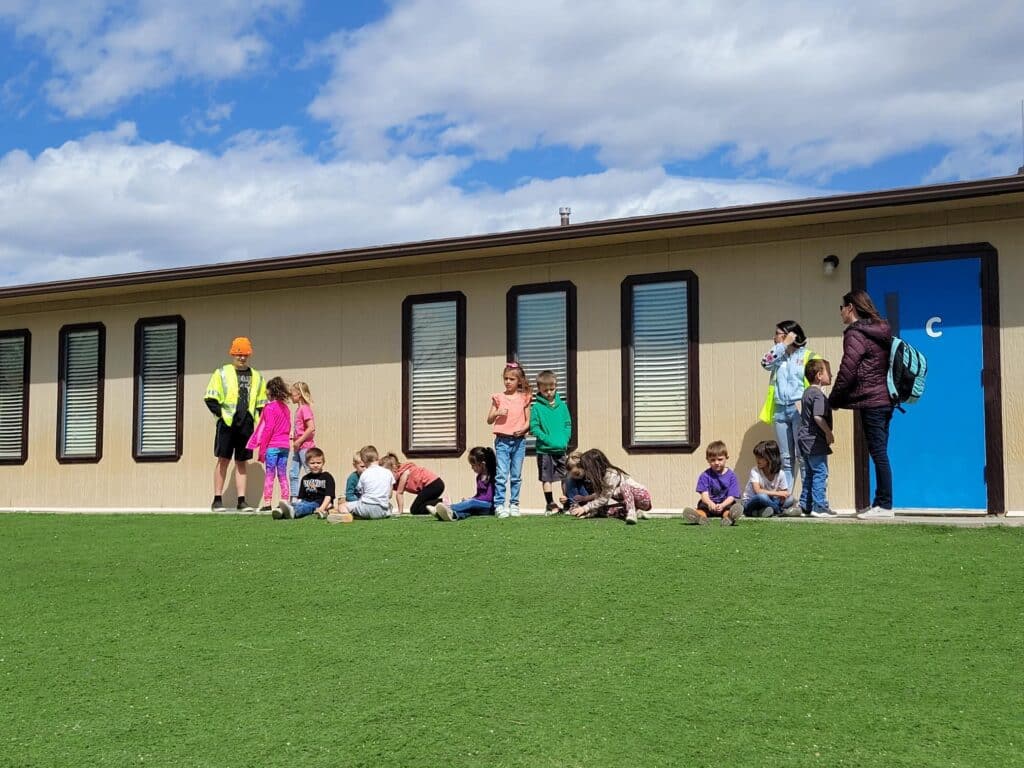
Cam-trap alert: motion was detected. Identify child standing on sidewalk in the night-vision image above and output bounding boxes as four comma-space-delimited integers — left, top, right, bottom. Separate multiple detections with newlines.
798, 358, 836, 518
288, 382, 316, 502
488, 362, 532, 517
530, 370, 573, 514
249, 376, 293, 518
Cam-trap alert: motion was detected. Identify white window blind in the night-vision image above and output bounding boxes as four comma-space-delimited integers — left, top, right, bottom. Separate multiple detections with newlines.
136, 321, 180, 457
0, 334, 27, 461
514, 290, 569, 449
409, 300, 458, 450
630, 280, 689, 444
60, 327, 102, 458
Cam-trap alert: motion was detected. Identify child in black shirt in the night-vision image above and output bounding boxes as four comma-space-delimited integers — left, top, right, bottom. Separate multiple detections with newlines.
276, 447, 335, 519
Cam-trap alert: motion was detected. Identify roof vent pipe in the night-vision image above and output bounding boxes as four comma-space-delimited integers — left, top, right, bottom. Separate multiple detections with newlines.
559, 207, 571, 226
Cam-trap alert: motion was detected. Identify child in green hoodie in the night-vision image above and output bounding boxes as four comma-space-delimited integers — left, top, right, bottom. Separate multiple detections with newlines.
530, 370, 574, 514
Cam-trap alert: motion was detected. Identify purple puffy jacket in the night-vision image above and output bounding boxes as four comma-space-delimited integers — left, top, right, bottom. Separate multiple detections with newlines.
828, 319, 893, 410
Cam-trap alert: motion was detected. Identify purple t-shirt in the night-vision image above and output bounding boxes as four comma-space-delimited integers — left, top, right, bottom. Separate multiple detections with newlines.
696, 468, 741, 504
472, 473, 495, 504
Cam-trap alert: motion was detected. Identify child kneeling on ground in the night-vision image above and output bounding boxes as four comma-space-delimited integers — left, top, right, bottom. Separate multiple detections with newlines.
570, 449, 651, 526
327, 445, 394, 523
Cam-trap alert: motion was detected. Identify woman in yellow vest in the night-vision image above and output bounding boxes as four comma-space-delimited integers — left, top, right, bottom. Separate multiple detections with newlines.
205, 337, 268, 512
759, 321, 816, 496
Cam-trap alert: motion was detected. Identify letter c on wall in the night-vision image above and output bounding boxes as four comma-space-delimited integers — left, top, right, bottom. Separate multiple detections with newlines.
925, 316, 942, 338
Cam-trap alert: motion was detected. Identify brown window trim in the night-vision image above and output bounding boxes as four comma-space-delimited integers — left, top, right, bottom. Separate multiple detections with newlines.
506, 281, 578, 452
621, 270, 700, 453
0, 329, 31, 466
57, 322, 106, 464
132, 315, 185, 462
402, 291, 467, 458
851, 242, 1003, 513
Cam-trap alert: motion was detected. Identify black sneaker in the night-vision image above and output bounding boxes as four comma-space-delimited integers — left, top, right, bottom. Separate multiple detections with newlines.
211, 499, 226, 512
258, 505, 273, 514
237, 500, 255, 513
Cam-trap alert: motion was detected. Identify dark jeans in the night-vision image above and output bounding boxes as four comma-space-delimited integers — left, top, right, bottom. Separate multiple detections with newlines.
410, 478, 445, 515
860, 407, 894, 509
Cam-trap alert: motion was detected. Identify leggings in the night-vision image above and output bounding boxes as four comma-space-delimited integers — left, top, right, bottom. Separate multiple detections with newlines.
263, 448, 289, 502
410, 478, 445, 515
616, 483, 652, 515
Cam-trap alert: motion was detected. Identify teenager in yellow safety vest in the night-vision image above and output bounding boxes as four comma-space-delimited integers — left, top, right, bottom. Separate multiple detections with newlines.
206, 337, 268, 512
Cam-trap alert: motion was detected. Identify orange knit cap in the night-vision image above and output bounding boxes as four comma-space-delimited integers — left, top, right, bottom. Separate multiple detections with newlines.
229, 337, 253, 355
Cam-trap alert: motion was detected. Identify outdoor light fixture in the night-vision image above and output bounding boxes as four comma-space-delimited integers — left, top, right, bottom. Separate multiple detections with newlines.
823, 254, 839, 276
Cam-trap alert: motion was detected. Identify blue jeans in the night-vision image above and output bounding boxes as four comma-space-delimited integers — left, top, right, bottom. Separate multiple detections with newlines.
799, 453, 830, 512
744, 493, 782, 518
293, 500, 321, 519
773, 402, 801, 493
494, 435, 526, 507
451, 498, 494, 520
860, 407, 894, 509
288, 448, 309, 499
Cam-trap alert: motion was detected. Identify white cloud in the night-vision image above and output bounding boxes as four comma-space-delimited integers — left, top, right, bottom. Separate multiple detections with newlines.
309, 0, 1024, 179
0, 124, 820, 286
0, 0, 298, 116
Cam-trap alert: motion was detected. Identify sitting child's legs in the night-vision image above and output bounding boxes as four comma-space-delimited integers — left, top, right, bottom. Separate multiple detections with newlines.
451, 498, 494, 520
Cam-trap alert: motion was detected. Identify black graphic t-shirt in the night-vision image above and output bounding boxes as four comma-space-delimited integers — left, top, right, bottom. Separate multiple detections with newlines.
299, 472, 336, 504
236, 368, 251, 420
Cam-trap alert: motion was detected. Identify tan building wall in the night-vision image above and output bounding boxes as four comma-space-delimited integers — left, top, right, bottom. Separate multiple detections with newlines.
2, 199, 1023, 512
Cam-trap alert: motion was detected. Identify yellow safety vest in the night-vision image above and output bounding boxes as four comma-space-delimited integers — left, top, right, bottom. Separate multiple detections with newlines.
758, 349, 820, 424
205, 364, 267, 427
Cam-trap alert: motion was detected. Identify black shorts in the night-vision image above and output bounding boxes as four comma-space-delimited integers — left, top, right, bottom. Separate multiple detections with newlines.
214, 418, 254, 461
537, 452, 567, 483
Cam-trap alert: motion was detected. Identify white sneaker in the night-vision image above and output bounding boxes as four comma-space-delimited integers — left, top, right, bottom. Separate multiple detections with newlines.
496, 506, 510, 519
435, 503, 454, 522
856, 506, 895, 520
426, 504, 437, 517
508, 504, 520, 517
810, 508, 836, 518
625, 509, 638, 525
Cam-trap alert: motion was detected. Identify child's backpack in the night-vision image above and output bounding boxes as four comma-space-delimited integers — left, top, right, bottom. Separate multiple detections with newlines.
887, 337, 927, 410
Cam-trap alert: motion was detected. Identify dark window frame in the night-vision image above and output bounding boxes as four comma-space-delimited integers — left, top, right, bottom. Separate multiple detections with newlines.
401, 291, 467, 458
57, 322, 106, 464
506, 281, 578, 452
0, 329, 31, 466
133, 315, 186, 462
620, 270, 700, 453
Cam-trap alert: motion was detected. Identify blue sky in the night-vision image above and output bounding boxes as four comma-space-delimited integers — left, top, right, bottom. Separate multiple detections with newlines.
1, 0, 1022, 285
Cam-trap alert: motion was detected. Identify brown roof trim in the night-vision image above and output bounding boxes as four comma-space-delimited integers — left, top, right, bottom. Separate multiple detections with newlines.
4, 174, 1024, 300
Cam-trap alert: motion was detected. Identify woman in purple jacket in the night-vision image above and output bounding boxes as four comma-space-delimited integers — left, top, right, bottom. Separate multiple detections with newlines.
434, 446, 497, 521
829, 290, 895, 518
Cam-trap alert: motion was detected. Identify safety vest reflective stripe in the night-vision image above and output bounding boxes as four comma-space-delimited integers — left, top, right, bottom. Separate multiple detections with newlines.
206, 365, 265, 427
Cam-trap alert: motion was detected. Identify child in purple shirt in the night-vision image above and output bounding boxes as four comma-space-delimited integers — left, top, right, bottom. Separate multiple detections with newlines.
683, 440, 744, 526
434, 447, 496, 521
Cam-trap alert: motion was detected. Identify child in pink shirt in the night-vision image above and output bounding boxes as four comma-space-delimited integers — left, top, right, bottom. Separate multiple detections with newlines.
247, 376, 293, 517
380, 453, 446, 516
487, 362, 532, 517
288, 382, 316, 502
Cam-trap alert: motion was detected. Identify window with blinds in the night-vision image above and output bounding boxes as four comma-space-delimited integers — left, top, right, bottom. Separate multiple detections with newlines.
402, 293, 466, 457
622, 272, 699, 451
507, 283, 577, 450
0, 330, 30, 464
134, 317, 184, 461
58, 323, 105, 462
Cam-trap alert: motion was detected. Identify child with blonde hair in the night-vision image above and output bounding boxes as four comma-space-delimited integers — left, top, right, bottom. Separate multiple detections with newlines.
288, 381, 316, 502
327, 445, 393, 522
488, 361, 532, 517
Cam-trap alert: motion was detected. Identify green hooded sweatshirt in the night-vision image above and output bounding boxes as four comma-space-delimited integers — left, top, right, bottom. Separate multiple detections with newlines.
530, 392, 573, 454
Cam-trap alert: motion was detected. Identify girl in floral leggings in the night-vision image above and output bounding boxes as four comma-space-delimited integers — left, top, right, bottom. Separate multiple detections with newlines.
570, 448, 652, 526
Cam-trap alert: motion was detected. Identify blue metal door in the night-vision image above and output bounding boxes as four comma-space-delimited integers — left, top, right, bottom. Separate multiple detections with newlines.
865, 257, 986, 509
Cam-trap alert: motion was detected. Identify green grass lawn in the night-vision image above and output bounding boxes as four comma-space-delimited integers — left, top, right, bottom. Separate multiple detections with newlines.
2, 514, 1022, 767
